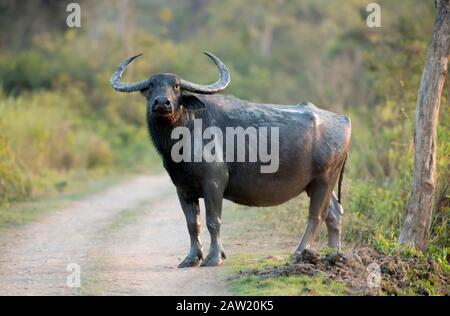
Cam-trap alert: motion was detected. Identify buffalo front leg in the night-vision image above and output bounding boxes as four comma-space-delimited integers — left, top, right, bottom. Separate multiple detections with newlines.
177, 190, 203, 268
201, 181, 226, 267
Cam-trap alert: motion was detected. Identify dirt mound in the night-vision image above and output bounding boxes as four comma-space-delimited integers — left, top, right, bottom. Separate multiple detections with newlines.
231, 247, 449, 296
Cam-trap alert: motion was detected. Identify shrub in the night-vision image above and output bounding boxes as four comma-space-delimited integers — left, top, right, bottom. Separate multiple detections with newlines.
0, 136, 31, 204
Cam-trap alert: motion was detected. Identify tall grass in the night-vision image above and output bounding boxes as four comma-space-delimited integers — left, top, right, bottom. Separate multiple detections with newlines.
0, 89, 159, 205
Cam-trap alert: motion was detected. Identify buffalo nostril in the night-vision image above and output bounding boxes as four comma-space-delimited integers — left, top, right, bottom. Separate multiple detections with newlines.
154, 96, 170, 106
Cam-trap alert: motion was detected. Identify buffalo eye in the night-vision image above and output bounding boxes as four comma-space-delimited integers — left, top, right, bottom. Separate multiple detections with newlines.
174, 83, 180, 89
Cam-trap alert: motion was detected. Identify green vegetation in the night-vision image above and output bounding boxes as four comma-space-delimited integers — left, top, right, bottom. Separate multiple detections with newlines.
226, 253, 291, 272
225, 248, 449, 296
229, 274, 348, 296
0, 86, 161, 223
0, 0, 448, 295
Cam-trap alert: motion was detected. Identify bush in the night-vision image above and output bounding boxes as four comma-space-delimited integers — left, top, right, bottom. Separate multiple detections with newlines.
0, 136, 31, 204
0, 88, 157, 204
0, 51, 53, 94
86, 135, 114, 169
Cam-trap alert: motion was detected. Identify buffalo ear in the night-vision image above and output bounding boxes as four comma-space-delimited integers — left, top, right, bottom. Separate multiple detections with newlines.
181, 94, 205, 111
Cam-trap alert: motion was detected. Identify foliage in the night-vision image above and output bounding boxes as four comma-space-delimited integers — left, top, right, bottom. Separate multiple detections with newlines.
229, 274, 348, 296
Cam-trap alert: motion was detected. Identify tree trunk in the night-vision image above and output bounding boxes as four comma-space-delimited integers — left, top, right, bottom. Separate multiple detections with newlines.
398, 0, 450, 250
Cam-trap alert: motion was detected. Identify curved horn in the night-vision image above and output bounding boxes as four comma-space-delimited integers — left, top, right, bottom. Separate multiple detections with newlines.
111, 53, 151, 92
180, 52, 230, 94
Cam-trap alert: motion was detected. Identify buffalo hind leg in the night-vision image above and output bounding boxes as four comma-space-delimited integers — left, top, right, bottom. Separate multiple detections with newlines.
177, 190, 203, 268
201, 181, 226, 267
295, 180, 335, 253
325, 192, 343, 250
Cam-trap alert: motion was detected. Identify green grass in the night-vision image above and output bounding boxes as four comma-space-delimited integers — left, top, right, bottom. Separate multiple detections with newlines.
395, 280, 443, 296
226, 253, 291, 272
229, 274, 348, 296
225, 251, 348, 296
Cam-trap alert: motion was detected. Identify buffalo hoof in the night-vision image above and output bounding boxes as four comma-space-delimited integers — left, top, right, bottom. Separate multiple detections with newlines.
178, 254, 202, 268
201, 248, 226, 267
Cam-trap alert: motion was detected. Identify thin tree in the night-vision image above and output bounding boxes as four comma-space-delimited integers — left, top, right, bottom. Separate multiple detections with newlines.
398, 0, 450, 250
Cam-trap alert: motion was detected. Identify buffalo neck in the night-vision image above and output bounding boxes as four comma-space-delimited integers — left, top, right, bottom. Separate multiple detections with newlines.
147, 109, 189, 164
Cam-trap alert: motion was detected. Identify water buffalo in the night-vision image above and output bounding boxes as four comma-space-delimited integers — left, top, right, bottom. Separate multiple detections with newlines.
111, 52, 351, 267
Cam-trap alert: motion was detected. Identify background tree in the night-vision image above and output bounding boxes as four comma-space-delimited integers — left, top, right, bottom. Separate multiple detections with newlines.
398, 0, 450, 250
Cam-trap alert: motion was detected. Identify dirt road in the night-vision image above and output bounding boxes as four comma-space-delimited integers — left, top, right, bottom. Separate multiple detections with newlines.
0, 174, 229, 296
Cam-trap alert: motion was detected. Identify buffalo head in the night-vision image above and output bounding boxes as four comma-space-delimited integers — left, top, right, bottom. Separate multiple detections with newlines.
111, 52, 230, 118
